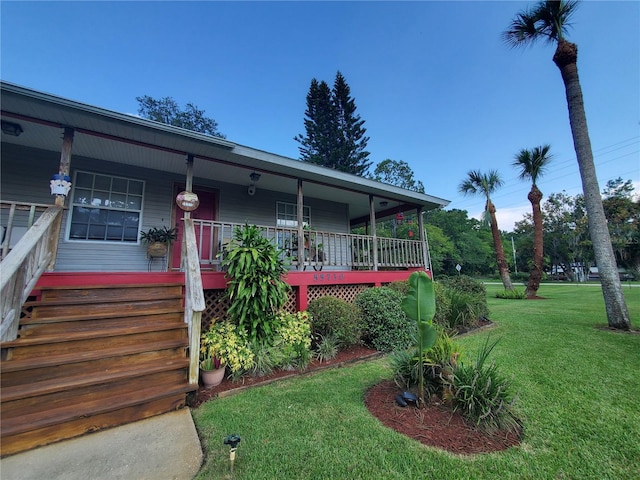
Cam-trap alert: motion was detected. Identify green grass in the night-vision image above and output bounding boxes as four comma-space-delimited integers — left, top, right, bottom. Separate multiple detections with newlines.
192, 285, 640, 479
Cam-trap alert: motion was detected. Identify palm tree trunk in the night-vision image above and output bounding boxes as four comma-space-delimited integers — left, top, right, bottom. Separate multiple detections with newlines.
553, 39, 631, 329
526, 186, 544, 298
488, 200, 513, 290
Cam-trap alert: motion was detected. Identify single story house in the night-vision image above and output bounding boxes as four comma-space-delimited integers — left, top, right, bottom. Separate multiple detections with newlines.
0, 81, 449, 455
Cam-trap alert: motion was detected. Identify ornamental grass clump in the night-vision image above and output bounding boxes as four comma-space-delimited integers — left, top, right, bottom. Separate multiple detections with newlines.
452, 335, 519, 432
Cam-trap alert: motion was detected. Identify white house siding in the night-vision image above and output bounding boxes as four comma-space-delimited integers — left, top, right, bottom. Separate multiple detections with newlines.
2, 143, 350, 272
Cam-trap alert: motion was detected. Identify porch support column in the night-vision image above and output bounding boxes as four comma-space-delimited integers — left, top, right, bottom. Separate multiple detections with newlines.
184, 155, 194, 220
369, 195, 378, 271
55, 127, 74, 207
48, 127, 75, 271
297, 179, 304, 271
180, 155, 195, 272
417, 207, 430, 273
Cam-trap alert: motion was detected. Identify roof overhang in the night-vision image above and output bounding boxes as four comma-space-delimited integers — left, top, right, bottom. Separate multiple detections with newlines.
0, 81, 450, 223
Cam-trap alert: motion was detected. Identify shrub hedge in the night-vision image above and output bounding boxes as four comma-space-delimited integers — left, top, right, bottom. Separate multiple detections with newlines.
355, 287, 415, 352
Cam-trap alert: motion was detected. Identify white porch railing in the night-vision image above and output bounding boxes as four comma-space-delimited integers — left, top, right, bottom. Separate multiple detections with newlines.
190, 220, 427, 271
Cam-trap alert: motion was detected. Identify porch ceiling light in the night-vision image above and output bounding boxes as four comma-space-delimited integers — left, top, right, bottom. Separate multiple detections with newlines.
1, 120, 23, 137
249, 172, 261, 183
379, 201, 388, 207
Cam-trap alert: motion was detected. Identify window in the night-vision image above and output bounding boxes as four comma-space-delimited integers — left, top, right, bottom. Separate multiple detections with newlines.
276, 201, 310, 227
68, 171, 144, 243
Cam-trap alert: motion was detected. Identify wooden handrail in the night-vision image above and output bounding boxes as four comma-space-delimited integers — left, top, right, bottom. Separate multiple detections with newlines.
182, 218, 206, 385
1, 206, 63, 342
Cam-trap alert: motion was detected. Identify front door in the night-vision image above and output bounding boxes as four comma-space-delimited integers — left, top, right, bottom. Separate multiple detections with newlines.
171, 186, 218, 270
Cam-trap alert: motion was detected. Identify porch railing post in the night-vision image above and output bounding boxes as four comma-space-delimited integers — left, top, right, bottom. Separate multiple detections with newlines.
369, 195, 378, 271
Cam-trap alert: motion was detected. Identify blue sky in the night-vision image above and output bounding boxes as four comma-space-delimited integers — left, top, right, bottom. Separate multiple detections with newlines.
2, 1, 638, 231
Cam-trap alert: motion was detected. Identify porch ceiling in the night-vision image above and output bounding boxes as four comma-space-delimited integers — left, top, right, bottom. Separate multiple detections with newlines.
1, 81, 449, 223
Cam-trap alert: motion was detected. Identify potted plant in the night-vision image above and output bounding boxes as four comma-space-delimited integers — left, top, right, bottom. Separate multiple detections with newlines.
200, 318, 255, 383
140, 226, 177, 257
199, 355, 226, 388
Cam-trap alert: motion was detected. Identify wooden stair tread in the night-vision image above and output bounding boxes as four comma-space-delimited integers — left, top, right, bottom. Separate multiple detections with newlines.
1, 339, 188, 373
24, 293, 183, 307
3, 318, 186, 347
1, 383, 197, 437
19, 307, 184, 325
1, 358, 190, 402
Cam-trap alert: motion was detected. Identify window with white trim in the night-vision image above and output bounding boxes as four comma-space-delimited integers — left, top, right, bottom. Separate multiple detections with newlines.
68, 171, 144, 243
276, 201, 310, 227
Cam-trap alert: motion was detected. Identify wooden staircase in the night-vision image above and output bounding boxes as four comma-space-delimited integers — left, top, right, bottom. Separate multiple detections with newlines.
0, 283, 196, 457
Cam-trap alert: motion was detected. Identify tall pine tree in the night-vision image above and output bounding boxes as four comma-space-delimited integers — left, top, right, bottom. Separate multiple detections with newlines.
295, 71, 371, 176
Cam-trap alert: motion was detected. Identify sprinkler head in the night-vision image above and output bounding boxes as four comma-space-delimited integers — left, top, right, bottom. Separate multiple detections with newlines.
224, 434, 241, 449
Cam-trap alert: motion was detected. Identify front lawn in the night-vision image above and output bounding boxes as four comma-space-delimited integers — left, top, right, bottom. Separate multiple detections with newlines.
192, 284, 639, 479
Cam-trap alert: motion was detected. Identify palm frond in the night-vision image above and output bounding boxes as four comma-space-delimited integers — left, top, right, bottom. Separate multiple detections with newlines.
503, 0, 579, 47
513, 144, 553, 185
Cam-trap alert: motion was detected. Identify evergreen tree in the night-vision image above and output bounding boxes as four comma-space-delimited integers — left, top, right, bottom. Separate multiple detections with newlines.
294, 80, 336, 167
295, 71, 371, 176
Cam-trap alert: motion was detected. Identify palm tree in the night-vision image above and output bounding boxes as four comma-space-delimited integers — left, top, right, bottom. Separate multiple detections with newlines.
459, 170, 514, 290
504, 1, 631, 330
513, 145, 553, 298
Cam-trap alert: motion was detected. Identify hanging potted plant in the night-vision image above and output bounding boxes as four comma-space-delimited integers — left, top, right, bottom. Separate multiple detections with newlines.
140, 226, 177, 258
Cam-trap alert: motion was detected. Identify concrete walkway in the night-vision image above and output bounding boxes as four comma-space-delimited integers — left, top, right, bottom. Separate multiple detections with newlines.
1, 408, 203, 480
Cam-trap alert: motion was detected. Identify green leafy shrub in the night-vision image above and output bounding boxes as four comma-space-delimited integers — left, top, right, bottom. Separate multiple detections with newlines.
444, 289, 483, 331
433, 282, 452, 326
272, 311, 312, 371
495, 288, 527, 299
452, 336, 519, 432
222, 224, 290, 342
436, 275, 489, 327
200, 320, 255, 379
356, 287, 414, 352
438, 274, 488, 298
387, 280, 411, 296
307, 296, 362, 348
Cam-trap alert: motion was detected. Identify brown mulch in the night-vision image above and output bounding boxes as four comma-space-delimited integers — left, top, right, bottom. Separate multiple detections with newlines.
364, 380, 522, 454
191, 345, 381, 408
191, 319, 523, 454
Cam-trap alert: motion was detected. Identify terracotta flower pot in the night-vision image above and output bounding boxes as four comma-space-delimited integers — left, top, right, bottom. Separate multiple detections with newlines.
201, 366, 226, 388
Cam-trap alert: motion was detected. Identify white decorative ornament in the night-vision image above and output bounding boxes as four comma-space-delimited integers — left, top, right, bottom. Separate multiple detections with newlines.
50, 173, 72, 196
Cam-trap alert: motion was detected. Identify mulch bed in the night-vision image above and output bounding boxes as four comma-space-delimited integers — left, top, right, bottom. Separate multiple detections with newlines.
191, 345, 381, 408
364, 380, 522, 454
191, 319, 523, 454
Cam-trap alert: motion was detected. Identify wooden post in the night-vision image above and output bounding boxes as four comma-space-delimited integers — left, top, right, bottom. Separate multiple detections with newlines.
55, 127, 74, 208
297, 179, 304, 271
48, 127, 74, 270
417, 207, 429, 271
180, 155, 195, 272
369, 195, 378, 271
